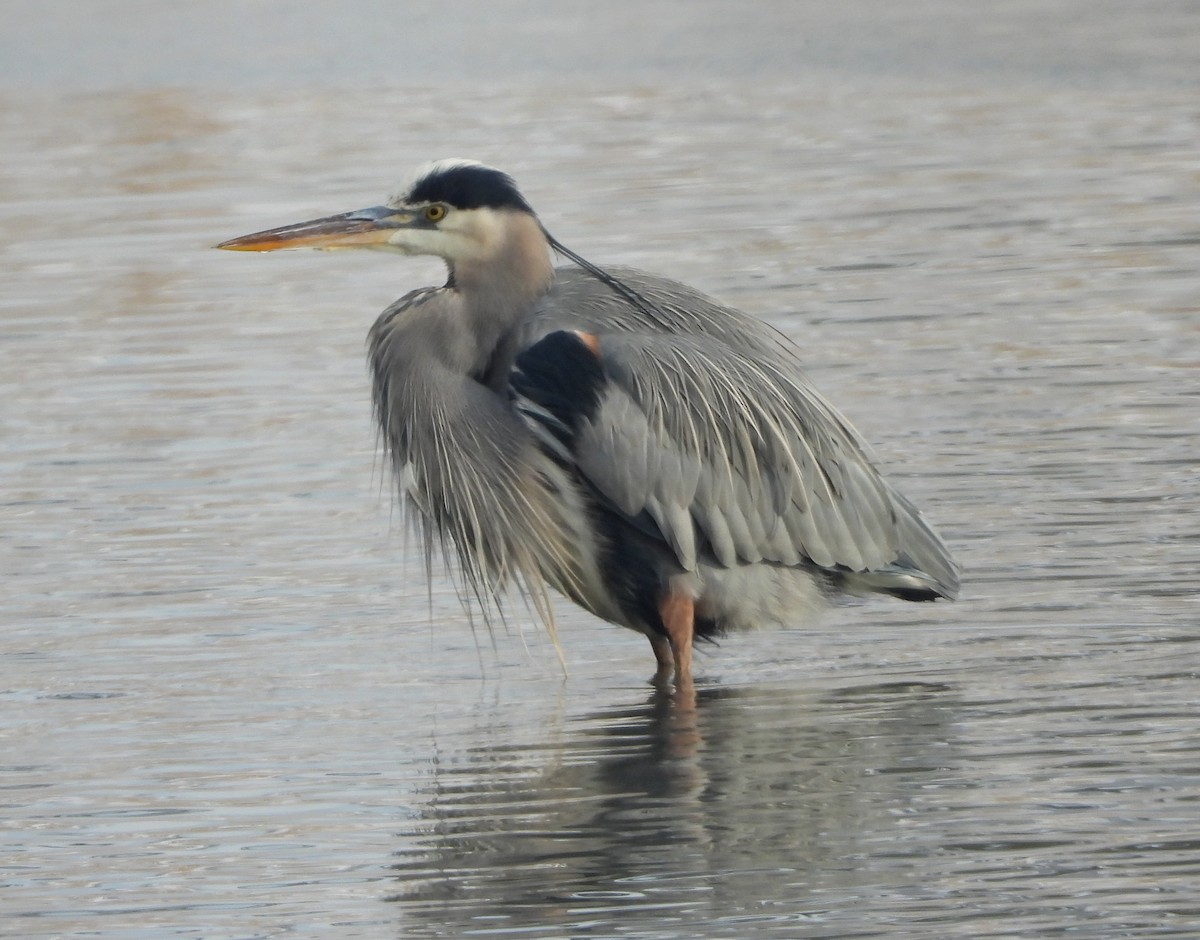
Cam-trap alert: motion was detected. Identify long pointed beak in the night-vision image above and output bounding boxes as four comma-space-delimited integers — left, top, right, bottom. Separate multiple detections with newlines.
215, 205, 413, 251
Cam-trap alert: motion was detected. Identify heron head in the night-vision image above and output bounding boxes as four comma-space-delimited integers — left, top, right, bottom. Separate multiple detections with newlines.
216, 159, 542, 265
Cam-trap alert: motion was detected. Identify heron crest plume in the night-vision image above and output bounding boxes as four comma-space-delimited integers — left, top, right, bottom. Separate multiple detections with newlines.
389, 159, 535, 214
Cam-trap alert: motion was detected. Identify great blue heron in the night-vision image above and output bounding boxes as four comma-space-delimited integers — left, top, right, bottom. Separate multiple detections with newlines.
217, 159, 959, 690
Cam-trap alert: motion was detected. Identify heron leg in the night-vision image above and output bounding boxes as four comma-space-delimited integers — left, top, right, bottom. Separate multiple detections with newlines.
659, 591, 695, 691
649, 633, 674, 685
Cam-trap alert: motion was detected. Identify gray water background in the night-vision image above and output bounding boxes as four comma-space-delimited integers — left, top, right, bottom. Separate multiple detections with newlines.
2, 2, 1199, 937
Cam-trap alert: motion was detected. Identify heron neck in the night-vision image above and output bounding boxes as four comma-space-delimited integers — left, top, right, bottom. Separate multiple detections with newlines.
449, 214, 554, 382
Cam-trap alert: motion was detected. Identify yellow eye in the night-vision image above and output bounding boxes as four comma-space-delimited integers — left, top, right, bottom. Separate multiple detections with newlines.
424, 204, 447, 222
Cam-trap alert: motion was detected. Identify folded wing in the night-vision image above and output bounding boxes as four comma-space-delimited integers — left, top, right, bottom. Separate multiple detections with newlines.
510, 327, 959, 600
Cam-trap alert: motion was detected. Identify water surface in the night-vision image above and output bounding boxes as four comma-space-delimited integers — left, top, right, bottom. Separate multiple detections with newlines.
2, 4, 1199, 937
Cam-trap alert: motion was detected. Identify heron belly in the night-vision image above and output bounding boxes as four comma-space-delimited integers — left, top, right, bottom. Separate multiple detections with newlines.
693, 562, 830, 634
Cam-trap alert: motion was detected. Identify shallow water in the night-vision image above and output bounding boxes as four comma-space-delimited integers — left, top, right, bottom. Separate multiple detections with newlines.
3, 4, 1200, 938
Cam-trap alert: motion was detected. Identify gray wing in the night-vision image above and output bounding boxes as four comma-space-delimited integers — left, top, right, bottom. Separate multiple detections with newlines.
524, 265, 796, 359
512, 266, 959, 598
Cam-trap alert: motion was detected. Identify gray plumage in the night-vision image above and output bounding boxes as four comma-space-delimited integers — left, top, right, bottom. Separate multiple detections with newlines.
218, 159, 959, 688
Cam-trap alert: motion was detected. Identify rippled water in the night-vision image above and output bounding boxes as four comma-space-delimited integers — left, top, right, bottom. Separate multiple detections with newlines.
3, 4, 1199, 937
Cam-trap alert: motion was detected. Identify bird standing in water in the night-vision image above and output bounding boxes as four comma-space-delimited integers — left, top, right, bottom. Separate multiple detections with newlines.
218, 159, 958, 691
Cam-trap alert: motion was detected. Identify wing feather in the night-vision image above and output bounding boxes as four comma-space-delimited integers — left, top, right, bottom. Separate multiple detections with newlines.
567, 330, 953, 594
512, 266, 959, 599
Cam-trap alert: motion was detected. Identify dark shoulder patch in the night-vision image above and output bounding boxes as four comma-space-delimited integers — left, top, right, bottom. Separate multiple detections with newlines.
509, 331, 607, 442
407, 163, 532, 213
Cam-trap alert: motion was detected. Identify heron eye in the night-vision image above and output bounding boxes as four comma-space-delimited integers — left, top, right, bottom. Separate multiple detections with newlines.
424, 204, 447, 222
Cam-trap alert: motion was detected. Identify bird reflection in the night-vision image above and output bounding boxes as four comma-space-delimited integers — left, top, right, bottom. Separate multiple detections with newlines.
388, 680, 956, 933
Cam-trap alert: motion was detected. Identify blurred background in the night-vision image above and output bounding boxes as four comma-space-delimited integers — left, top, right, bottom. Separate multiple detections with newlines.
2, 3, 1198, 937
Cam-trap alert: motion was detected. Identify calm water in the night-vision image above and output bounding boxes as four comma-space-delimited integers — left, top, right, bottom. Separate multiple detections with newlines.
3, 4, 1199, 938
